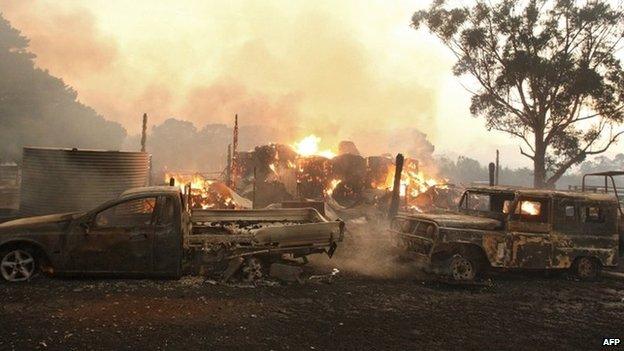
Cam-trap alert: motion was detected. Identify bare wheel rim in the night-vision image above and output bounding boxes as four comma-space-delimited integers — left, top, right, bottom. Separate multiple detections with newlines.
1, 250, 35, 282
242, 257, 264, 282
450, 256, 475, 281
577, 258, 596, 278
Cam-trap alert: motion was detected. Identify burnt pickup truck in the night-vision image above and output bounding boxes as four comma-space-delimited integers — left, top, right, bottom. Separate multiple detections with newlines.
391, 186, 620, 281
0, 186, 344, 282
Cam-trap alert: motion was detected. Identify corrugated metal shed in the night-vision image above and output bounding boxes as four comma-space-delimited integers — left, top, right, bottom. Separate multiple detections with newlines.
20, 147, 150, 215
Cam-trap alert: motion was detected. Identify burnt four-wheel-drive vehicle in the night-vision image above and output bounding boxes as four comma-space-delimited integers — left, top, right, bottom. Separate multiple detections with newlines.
391, 186, 620, 281
0, 186, 344, 282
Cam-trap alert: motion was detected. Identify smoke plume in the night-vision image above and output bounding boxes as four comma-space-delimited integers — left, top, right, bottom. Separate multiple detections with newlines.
0, 12, 126, 162
1, 1, 451, 160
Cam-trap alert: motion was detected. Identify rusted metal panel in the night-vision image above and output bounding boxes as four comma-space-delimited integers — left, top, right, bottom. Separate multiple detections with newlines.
192, 208, 327, 222
189, 208, 344, 247
1, 187, 344, 281
393, 186, 621, 275
404, 213, 501, 231
481, 233, 507, 266
551, 231, 619, 268
506, 232, 552, 268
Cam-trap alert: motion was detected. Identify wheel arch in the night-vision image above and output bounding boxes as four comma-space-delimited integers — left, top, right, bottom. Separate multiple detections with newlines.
572, 254, 604, 268
571, 255, 602, 280
432, 242, 491, 267
0, 240, 53, 270
565, 247, 616, 268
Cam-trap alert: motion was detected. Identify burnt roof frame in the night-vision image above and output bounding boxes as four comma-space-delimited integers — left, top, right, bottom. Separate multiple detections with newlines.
582, 172, 624, 216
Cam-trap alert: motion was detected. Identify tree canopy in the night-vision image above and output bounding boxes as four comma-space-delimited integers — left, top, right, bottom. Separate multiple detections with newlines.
413, 0, 624, 188
0, 14, 126, 162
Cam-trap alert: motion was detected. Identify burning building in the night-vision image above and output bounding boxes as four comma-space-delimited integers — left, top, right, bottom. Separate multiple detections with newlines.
165, 134, 448, 212
164, 172, 252, 210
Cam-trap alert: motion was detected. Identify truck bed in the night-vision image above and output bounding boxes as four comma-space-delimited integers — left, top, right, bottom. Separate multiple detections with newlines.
187, 208, 344, 248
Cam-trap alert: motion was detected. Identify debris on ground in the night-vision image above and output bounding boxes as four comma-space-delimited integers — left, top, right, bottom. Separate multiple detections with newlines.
269, 263, 304, 283
2, 274, 623, 350
309, 268, 340, 284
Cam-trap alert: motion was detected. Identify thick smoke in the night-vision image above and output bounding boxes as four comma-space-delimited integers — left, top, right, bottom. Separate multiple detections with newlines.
127, 118, 282, 176
0, 14, 126, 162
310, 216, 425, 279
1, 1, 449, 157
126, 116, 438, 180
0, 2, 116, 79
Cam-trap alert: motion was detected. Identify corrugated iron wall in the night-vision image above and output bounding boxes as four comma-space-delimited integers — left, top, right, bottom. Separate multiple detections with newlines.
0, 163, 20, 210
20, 147, 150, 215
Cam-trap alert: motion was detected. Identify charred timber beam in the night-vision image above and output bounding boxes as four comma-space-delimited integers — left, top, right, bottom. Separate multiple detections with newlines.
252, 166, 257, 209
140, 113, 148, 152
226, 144, 232, 187
495, 149, 500, 185
388, 153, 404, 219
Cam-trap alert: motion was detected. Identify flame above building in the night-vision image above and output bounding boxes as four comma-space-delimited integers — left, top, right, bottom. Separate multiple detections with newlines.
164, 172, 250, 209
291, 134, 336, 159
163, 136, 447, 212
374, 160, 442, 198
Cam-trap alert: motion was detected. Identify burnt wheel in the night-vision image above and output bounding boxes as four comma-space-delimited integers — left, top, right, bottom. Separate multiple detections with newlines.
449, 254, 477, 281
241, 257, 265, 282
1, 248, 37, 282
573, 257, 600, 280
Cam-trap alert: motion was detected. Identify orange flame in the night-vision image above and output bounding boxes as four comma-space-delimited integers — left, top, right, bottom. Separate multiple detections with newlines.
324, 179, 341, 196
164, 172, 211, 192
519, 201, 541, 216
373, 161, 446, 200
163, 172, 239, 209
292, 134, 336, 158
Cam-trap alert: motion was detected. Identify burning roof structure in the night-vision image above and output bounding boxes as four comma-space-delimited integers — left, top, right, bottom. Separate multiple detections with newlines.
165, 134, 451, 212
165, 173, 252, 209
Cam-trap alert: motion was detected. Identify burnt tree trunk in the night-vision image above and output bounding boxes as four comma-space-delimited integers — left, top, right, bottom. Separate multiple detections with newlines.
533, 129, 547, 189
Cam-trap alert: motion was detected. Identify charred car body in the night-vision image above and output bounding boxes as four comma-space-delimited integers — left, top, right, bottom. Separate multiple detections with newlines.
392, 186, 620, 280
0, 186, 344, 282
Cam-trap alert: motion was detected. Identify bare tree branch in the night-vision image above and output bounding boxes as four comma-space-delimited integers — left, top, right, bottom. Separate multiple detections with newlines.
519, 146, 535, 160
414, 0, 624, 187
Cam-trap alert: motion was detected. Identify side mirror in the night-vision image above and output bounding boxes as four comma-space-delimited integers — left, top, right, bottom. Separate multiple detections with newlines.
79, 221, 90, 235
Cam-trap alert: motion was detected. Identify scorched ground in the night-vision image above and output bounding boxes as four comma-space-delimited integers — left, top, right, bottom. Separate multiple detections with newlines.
1, 264, 623, 350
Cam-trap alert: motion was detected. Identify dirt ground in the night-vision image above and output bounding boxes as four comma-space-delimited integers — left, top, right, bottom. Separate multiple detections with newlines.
1, 266, 624, 350
2, 218, 624, 350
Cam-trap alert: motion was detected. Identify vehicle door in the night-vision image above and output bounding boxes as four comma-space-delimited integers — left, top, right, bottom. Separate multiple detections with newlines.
577, 203, 619, 265
66, 196, 156, 274
152, 195, 183, 275
551, 198, 581, 268
506, 196, 553, 268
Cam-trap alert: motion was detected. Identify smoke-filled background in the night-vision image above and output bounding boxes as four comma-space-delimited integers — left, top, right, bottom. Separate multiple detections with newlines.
0, 14, 126, 161
0, 0, 488, 166
1, 0, 622, 185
